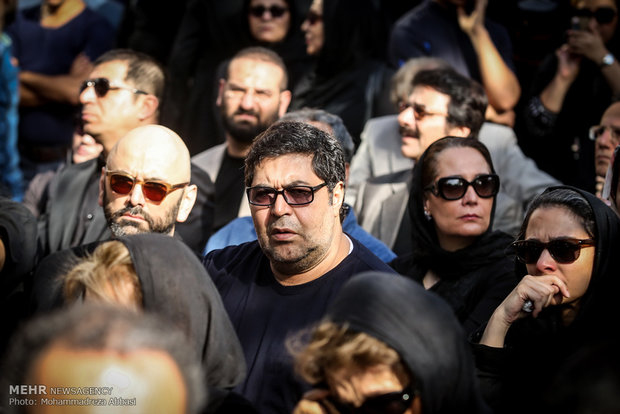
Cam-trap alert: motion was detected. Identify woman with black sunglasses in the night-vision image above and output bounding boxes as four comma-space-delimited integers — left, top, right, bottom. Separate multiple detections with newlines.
473, 186, 620, 413
290, 271, 491, 414
390, 136, 518, 337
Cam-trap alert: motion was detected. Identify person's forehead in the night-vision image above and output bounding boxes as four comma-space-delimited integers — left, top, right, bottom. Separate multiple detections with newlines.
228, 58, 284, 88
251, 0, 289, 6
108, 148, 183, 182
252, 153, 318, 185
602, 103, 620, 122
90, 60, 130, 84
410, 85, 451, 107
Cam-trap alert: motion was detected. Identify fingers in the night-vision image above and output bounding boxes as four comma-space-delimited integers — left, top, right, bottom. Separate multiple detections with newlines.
518, 275, 570, 317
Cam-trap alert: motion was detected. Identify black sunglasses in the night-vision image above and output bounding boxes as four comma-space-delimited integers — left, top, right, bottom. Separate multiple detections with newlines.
572, 6, 617, 24
305, 10, 322, 25
324, 386, 415, 414
80, 78, 148, 98
512, 238, 595, 264
249, 5, 288, 18
246, 183, 327, 206
425, 174, 500, 201
106, 171, 189, 203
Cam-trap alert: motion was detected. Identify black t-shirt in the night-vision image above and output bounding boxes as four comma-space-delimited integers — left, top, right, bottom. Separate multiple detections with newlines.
202, 239, 396, 414
213, 152, 245, 231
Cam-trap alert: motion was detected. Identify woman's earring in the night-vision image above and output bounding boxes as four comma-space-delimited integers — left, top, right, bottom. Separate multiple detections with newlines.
424, 209, 432, 221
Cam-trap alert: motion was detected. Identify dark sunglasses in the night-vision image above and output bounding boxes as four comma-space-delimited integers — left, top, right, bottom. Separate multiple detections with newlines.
512, 238, 595, 264
246, 183, 327, 206
324, 386, 415, 414
425, 174, 500, 201
305, 10, 322, 25
106, 171, 189, 202
249, 5, 288, 18
572, 7, 617, 24
80, 78, 148, 98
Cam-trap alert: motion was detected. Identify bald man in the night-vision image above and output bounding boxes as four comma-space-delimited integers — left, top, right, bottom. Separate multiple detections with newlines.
100, 125, 197, 237
594, 102, 620, 198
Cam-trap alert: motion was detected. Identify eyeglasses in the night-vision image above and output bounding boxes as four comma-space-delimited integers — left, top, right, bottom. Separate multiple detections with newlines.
246, 183, 327, 206
425, 174, 500, 200
249, 5, 289, 18
588, 125, 620, 143
80, 78, 148, 98
572, 7, 617, 24
305, 10, 322, 25
412, 104, 448, 121
106, 171, 189, 202
324, 386, 415, 414
512, 238, 595, 264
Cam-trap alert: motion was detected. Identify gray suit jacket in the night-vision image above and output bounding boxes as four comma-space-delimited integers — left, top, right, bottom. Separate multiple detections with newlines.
192, 143, 251, 219
351, 115, 561, 247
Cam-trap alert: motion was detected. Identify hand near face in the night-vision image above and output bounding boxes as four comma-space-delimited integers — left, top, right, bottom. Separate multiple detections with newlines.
293, 389, 337, 414
499, 275, 571, 322
566, 27, 607, 63
555, 44, 581, 83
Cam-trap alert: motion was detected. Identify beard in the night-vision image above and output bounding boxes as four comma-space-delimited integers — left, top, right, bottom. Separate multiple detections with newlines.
399, 124, 418, 139
103, 187, 181, 237
221, 105, 279, 144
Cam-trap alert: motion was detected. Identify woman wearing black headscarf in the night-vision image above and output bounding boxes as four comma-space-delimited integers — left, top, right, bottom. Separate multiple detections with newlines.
290, 0, 392, 146
291, 271, 490, 414
473, 186, 620, 414
57, 234, 248, 411
390, 136, 518, 336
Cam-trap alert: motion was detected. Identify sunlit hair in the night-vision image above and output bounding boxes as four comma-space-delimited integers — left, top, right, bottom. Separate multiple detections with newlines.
63, 241, 142, 310
390, 57, 451, 108
289, 320, 411, 386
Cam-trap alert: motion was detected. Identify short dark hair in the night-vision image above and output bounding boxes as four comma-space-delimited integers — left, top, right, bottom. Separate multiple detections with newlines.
420, 136, 496, 190
280, 108, 354, 164
244, 121, 347, 217
1, 304, 205, 414
412, 68, 488, 138
94, 49, 165, 104
227, 46, 289, 90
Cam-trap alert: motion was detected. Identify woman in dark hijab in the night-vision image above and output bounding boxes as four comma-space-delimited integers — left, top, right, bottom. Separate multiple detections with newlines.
473, 186, 620, 414
291, 271, 490, 414
290, 0, 392, 146
60, 233, 246, 394
391, 136, 518, 336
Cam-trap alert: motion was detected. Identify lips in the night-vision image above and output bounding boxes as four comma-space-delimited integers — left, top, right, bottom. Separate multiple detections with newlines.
122, 213, 146, 222
270, 227, 297, 241
459, 214, 481, 221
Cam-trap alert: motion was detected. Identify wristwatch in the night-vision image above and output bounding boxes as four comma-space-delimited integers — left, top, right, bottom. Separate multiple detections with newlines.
600, 52, 615, 68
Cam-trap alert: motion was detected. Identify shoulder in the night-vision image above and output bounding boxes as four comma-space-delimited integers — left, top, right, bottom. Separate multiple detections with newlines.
203, 241, 264, 278
345, 238, 398, 274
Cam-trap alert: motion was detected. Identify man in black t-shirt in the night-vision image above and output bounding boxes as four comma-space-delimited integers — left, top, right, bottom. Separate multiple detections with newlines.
203, 121, 395, 414
192, 47, 291, 232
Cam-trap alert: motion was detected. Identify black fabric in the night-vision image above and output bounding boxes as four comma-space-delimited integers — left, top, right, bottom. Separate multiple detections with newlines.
213, 152, 245, 231
472, 186, 620, 414
327, 271, 491, 414
390, 145, 518, 335
203, 239, 396, 414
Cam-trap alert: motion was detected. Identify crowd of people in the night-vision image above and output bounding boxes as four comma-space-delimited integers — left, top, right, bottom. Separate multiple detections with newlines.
2, 0, 620, 413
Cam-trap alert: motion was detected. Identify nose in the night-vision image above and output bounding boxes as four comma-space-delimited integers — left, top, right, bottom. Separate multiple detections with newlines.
534, 248, 557, 274
79, 84, 96, 104
270, 192, 291, 217
397, 105, 416, 129
240, 90, 256, 110
129, 183, 146, 206
597, 127, 613, 148
461, 184, 479, 204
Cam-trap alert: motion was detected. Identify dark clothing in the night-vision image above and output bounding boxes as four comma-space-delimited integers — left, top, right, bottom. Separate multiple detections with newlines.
391, 230, 518, 336
471, 186, 620, 414
392, 141, 519, 336
38, 156, 215, 256
519, 54, 616, 191
388, 0, 515, 79
202, 238, 395, 414
7, 5, 113, 149
213, 152, 245, 231
327, 271, 491, 414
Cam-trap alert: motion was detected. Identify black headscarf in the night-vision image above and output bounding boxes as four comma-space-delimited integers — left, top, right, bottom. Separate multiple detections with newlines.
327, 271, 490, 414
392, 139, 514, 281
117, 233, 247, 390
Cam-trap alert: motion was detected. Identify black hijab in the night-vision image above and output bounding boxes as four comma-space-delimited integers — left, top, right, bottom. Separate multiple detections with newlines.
327, 271, 490, 414
118, 233, 246, 390
392, 138, 514, 281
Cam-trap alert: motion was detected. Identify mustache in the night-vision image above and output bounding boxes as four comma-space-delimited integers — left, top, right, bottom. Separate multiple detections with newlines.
234, 108, 259, 117
399, 125, 418, 138
111, 205, 155, 228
